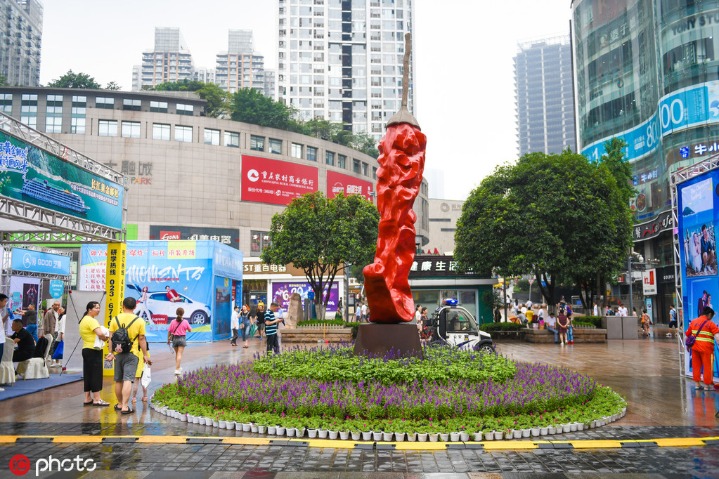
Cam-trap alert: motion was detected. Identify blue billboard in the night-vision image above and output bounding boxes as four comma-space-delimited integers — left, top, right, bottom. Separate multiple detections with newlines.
79, 241, 242, 342
10, 248, 71, 276
676, 168, 719, 382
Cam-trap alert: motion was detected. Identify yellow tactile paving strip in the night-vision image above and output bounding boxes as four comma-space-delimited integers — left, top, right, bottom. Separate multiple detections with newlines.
1, 435, 718, 450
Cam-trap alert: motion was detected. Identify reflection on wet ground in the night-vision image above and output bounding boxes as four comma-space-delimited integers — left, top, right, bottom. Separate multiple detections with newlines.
0, 335, 717, 476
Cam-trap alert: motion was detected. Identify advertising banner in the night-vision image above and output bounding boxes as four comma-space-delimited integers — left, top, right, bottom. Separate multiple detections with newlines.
79, 241, 242, 342
676, 168, 719, 381
241, 155, 318, 205
104, 243, 126, 330
326, 170, 374, 201
7, 277, 39, 335
149, 225, 239, 249
80, 242, 215, 342
271, 280, 339, 313
0, 131, 124, 230
10, 248, 71, 276
48, 280, 64, 299
642, 269, 657, 295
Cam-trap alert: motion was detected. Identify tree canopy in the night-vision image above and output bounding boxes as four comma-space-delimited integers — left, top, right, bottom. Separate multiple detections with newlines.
261, 192, 379, 310
151, 80, 229, 118
454, 147, 633, 308
46, 70, 102, 89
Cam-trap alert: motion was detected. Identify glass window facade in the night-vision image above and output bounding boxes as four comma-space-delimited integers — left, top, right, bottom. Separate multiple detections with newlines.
122, 121, 141, 138
325, 151, 335, 166
175, 125, 193, 142
250, 230, 271, 256
123, 98, 141, 111
153, 123, 171, 141
20, 94, 37, 128
269, 138, 282, 154
225, 131, 240, 147
177, 103, 194, 115
71, 96, 87, 134
250, 135, 265, 151
96, 97, 114, 109
0, 93, 12, 114
150, 101, 168, 113
291, 142, 303, 158
99, 119, 118, 137
307, 146, 318, 161
204, 128, 220, 145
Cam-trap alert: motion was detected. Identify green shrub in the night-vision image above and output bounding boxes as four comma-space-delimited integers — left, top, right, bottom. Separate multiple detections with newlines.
482, 322, 524, 332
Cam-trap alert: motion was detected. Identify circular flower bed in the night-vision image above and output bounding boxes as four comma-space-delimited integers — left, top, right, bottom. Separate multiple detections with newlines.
152, 345, 626, 437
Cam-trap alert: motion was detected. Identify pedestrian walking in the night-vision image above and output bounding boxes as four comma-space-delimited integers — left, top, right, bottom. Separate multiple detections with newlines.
230, 306, 240, 346
167, 307, 191, 375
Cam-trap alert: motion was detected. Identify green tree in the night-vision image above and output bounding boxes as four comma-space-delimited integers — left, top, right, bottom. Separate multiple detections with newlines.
454, 149, 633, 310
349, 132, 379, 158
261, 192, 379, 315
0, 75, 7, 87
105, 81, 122, 91
46, 70, 101, 89
230, 87, 296, 129
152, 80, 229, 117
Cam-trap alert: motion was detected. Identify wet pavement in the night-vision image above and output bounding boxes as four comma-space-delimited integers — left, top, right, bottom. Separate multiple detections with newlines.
0, 334, 718, 477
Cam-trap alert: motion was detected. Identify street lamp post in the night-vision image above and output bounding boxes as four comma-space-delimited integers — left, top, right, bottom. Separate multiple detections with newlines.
627, 255, 634, 315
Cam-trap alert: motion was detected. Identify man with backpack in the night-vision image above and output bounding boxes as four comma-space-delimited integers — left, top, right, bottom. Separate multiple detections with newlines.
106, 297, 151, 414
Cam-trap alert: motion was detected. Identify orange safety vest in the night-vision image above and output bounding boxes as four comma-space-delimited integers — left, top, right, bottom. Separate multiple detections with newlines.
687, 315, 719, 353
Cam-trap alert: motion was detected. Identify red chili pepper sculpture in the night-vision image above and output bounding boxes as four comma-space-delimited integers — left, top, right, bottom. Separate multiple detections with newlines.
362, 33, 425, 323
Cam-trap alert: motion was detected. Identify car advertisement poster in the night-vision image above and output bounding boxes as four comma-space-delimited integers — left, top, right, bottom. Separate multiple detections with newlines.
676, 168, 719, 382
0, 130, 124, 230
271, 280, 339, 313
326, 170, 374, 201
79, 241, 243, 342
241, 155, 318, 206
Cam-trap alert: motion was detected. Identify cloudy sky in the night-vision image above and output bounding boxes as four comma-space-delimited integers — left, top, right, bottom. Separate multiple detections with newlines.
40, 1, 571, 201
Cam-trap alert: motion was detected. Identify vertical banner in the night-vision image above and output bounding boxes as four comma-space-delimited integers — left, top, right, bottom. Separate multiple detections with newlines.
105, 243, 126, 328
677, 170, 719, 381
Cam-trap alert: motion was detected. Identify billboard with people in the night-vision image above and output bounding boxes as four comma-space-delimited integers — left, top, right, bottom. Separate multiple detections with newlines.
676, 168, 719, 381
79, 240, 242, 342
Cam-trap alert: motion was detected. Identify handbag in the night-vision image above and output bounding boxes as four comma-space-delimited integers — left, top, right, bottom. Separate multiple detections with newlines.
51, 339, 64, 360
685, 319, 710, 349
141, 366, 151, 388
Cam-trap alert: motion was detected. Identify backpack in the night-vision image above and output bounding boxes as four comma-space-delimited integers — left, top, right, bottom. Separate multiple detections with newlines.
111, 316, 140, 354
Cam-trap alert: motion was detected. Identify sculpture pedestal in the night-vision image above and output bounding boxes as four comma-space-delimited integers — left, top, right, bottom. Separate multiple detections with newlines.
353, 323, 423, 358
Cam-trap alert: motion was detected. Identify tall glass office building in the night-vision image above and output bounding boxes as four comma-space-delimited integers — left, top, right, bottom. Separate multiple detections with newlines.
571, 0, 719, 319
0, 0, 42, 86
514, 36, 576, 157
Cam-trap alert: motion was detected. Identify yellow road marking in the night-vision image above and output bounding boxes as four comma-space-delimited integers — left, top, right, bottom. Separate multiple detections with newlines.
0, 435, 716, 450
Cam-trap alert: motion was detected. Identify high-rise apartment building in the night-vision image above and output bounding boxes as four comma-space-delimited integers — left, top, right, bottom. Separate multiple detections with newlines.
138, 28, 194, 89
514, 36, 576, 157
215, 30, 266, 94
0, 0, 42, 86
264, 69, 276, 100
277, 0, 416, 139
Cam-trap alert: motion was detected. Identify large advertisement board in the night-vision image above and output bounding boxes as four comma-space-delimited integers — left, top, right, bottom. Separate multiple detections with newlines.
271, 280, 340, 313
80, 241, 217, 342
10, 248, 71, 276
241, 155, 318, 205
0, 131, 124, 229
326, 170, 374, 201
676, 169, 719, 381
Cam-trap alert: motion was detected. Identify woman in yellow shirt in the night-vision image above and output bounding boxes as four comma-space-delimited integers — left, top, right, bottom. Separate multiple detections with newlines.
79, 301, 110, 406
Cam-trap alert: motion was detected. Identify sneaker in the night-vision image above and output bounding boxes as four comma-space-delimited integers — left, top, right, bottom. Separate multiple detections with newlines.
174, 369, 182, 375
0, 387, 4, 392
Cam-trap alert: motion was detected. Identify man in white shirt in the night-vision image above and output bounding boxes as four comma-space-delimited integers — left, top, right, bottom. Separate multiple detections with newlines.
414, 305, 422, 324
545, 312, 558, 344
361, 303, 368, 322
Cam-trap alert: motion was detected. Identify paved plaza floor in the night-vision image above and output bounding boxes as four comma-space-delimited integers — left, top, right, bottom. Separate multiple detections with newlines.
0, 334, 718, 478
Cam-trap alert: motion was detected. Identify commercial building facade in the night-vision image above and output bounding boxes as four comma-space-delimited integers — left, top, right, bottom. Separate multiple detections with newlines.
0, 86, 429, 307
277, 0, 416, 139
514, 36, 576, 157
571, 0, 719, 321
0, 0, 42, 87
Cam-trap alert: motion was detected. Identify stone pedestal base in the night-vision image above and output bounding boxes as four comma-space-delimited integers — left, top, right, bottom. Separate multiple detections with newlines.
353, 323, 423, 358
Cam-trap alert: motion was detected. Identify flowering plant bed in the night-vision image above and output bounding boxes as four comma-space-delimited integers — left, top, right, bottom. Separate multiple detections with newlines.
152, 345, 625, 437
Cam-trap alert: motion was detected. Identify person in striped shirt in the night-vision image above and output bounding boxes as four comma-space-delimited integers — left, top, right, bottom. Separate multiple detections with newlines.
264, 302, 283, 354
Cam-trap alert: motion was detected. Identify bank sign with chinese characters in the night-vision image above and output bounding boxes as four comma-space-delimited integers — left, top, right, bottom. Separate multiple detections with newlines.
241, 155, 318, 206
0, 131, 123, 230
